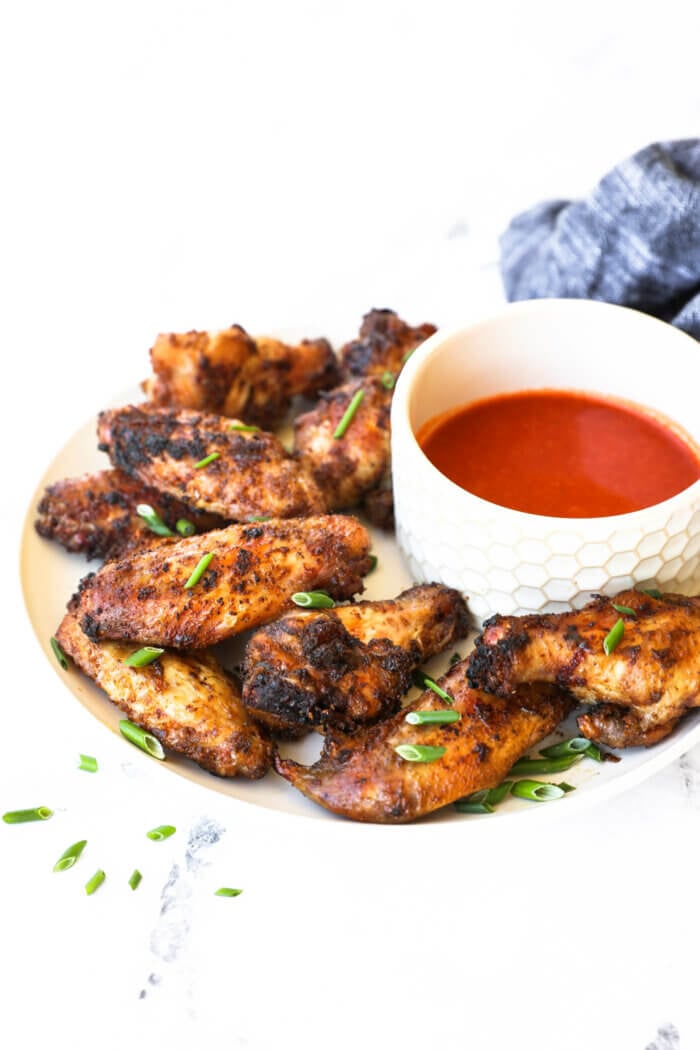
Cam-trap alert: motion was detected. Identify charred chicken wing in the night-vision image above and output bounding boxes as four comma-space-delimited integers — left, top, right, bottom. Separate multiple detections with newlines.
339, 308, 436, 380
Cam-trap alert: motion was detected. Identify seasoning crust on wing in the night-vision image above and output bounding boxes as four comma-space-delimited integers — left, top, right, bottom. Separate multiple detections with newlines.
275, 661, 572, 823
56, 612, 272, 778
98, 404, 324, 521
76, 514, 372, 649
339, 308, 436, 380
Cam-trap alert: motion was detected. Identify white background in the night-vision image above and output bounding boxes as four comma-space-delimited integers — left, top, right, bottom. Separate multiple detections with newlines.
2, 2, 700, 1048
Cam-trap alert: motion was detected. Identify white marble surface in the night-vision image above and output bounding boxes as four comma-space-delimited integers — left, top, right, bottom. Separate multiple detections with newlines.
3, 2, 700, 1048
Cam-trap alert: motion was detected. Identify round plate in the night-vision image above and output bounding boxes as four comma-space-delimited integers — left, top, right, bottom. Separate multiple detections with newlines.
20, 387, 700, 828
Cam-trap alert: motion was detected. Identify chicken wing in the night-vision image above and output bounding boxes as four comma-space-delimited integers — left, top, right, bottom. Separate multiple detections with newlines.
242, 583, 470, 734
467, 590, 700, 745
97, 404, 324, 520
576, 704, 682, 748
142, 325, 339, 428
35, 469, 221, 561
361, 482, 394, 531
76, 514, 372, 649
56, 612, 272, 778
274, 661, 571, 823
339, 308, 436, 380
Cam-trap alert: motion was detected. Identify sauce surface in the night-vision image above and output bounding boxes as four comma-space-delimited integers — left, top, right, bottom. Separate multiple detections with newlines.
416, 389, 700, 518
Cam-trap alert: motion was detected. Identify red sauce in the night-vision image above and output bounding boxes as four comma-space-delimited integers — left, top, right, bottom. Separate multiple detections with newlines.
416, 389, 700, 518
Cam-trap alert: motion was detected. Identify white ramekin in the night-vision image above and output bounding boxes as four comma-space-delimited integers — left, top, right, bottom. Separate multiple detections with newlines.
391, 299, 700, 624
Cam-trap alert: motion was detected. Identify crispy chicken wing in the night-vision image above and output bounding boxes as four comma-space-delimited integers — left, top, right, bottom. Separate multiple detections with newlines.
76, 514, 372, 649
242, 584, 470, 734
98, 404, 324, 521
294, 377, 391, 509
56, 612, 272, 778
275, 661, 571, 823
468, 590, 700, 746
143, 325, 339, 428
361, 481, 394, 531
35, 469, 221, 561
339, 308, 436, 380
576, 704, 682, 748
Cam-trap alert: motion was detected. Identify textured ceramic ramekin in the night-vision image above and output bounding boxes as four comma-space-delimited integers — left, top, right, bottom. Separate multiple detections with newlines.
391, 299, 700, 624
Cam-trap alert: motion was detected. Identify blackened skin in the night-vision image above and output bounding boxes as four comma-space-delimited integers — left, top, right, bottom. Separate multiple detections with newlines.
339, 309, 437, 380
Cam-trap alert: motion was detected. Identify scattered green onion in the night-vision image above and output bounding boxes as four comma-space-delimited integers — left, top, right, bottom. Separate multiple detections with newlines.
394, 743, 446, 763
539, 737, 593, 759
119, 719, 165, 760
381, 371, 396, 390
184, 551, 214, 589
248, 515, 271, 522
405, 709, 461, 725
402, 348, 416, 364
84, 869, 106, 896
2, 807, 53, 824
215, 887, 243, 897
510, 779, 566, 802
333, 389, 365, 439
449, 652, 463, 666
53, 839, 87, 872
641, 587, 662, 599
412, 670, 454, 705
367, 554, 378, 573
123, 646, 165, 668
509, 754, 582, 775
558, 782, 576, 793
176, 518, 196, 537
603, 618, 625, 655
455, 781, 513, 814
136, 504, 174, 537
229, 423, 259, 433
612, 603, 636, 617
78, 754, 98, 773
50, 636, 68, 670
483, 781, 513, 806
583, 741, 603, 763
146, 825, 176, 842
194, 452, 220, 469
454, 800, 494, 815
128, 869, 142, 891
291, 591, 335, 609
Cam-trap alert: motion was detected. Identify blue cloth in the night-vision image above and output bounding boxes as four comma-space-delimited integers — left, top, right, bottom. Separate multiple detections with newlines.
499, 139, 700, 339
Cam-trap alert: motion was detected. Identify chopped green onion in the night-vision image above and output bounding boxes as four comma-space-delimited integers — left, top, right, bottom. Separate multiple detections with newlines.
449, 652, 463, 666
405, 709, 461, 725
50, 636, 68, 670
119, 719, 165, 760
123, 646, 165, 668
603, 618, 625, 655
291, 591, 335, 609
583, 741, 603, 763
53, 839, 87, 872
146, 825, 176, 841
412, 670, 454, 705
484, 781, 513, 805
333, 389, 365, 439
402, 348, 416, 364
184, 551, 214, 589
128, 869, 142, 891
509, 754, 582, 775
194, 451, 220, 469
539, 737, 594, 759
367, 554, 378, 573
612, 603, 636, 616
510, 779, 566, 802
248, 515, 271, 522
78, 754, 98, 773
136, 504, 174, 537
394, 743, 446, 763
454, 800, 494, 815
455, 781, 513, 814
84, 869, 106, 895
229, 423, 259, 433
641, 587, 662, 599
381, 371, 396, 390
176, 518, 195, 537
2, 807, 53, 824
215, 887, 243, 897
558, 782, 576, 793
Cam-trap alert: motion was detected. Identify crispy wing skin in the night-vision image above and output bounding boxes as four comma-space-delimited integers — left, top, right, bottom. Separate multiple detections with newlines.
577, 704, 682, 748
142, 326, 339, 428
468, 590, 700, 743
243, 584, 470, 734
56, 613, 272, 778
274, 662, 571, 823
76, 514, 372, 649
362, 482, 394, 531
294, 377, 391, 509
97, 404, 325, 520
339, 309, 436, 380
35, 469, 221, 560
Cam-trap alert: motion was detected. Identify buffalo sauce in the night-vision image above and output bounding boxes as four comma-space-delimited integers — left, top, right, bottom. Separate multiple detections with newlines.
416, 389, 700, 518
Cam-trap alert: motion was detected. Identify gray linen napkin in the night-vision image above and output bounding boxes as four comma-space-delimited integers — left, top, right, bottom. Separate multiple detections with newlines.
499, 139, 700, 339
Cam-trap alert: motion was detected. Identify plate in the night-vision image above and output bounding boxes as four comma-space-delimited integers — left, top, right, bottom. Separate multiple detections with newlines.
20, 386, 700, 829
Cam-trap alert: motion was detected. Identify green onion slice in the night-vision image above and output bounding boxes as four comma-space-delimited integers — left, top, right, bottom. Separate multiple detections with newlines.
194, 452, 220, 469
641, 587, 662, 599
405, 709, 461, 725
402, 348, 416, 364
449, 652, 463, 666
123, 646, 165, 668
2, 806, 53, 824
229, 423, 259, 432
119, 720, 165, 760
176, 518, 195, 537
85, 869, 106, 895
291, 591, 335, 609
510, 779, 566, 802
484, 781, 513, 806
394, 743, 447, 763
381, 371, 396, 390
248, 515, 271, 522
583, 741, 603, 763
333, 389, 365, 439
367, 554, 378, 573
50, 636, 69, 669
454, 800, 494, 815
539, 737, 594, 759
146, 825, 176, 841
612, 603, 636, 616
412, 670, 454, 705
603, 618, 625, 655
128, 869, 142, 891
53, 839, 87, 872
78, 754, 98, 773
136, 504, 174, 537
184, 551, 214, 589
558, 782, 576, 793
509, 754, 582, 775
215, 887, 243, 897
